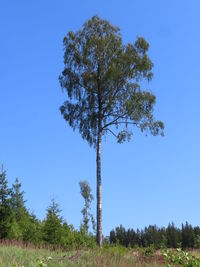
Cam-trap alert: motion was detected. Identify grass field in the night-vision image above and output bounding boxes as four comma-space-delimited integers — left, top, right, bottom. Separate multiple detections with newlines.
0, 244, 165, 267
2, 242, 200, 266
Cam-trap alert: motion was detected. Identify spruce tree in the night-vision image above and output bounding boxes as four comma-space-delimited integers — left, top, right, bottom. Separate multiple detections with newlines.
182, 222, 195, 249
166, 222, 181, 248
9, 177, 31, 240
0, 165, 12, 239
42, 199, 63, 245
11, 178, 27, 222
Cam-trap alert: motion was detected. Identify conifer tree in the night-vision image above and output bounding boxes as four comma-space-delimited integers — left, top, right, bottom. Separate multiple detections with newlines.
11, 178, 27, 222
21, 212, 42, 244
59, 15, 164, 247
0, 165, 12, 239
42, 199, 63, 245
182, 222, 195, 249
9, 177, 31, 240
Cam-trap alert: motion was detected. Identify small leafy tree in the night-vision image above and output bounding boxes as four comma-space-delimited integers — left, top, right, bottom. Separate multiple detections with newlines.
59, 15, 164, 247
79, 180, 95, 233
0, 165, 12, 239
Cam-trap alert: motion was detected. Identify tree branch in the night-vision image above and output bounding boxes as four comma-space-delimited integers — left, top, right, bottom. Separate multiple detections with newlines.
102, 112, 129, 129
116, 121, 137, 125
104, 128, 118, 138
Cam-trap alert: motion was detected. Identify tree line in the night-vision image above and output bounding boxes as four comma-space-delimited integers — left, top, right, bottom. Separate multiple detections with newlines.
110, 223, 200, 249
1, 165, 200, 250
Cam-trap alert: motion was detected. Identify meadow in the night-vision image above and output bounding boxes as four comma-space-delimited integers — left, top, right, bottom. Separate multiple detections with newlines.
0, 242, 165, 267
2, 241, 200, 267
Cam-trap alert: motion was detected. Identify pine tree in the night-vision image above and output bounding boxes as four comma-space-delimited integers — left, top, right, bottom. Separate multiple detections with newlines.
9, 177, 31, 240
11, 178, 27, 222
182, 222, 195, 249
0, 165, 12, 239
42, 199, 63, 245
166, 222, 181, 248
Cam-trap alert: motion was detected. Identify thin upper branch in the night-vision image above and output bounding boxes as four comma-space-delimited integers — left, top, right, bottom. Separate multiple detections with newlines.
102, 112, 129, 129
104, 128, 118, 138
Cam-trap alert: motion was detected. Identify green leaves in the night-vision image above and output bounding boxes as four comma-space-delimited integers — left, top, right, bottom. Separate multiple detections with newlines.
42, 199, 63, 245
0, 165, 12, 239
60, 15, 164, 247
60, 15, 164, 147
117, 131, 132, 144
162, 248, 200, 267
79, 181, 95, 233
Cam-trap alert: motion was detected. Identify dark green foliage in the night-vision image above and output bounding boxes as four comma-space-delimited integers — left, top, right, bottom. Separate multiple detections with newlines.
0, 165, 12, 239
59, 15, 164, 147
0, 166, 97, 249
182, 222, 195, 249
42, 199, 63, 245
166, 222, 181, 248
11, 178, 27, 222
142, 225, 164, 248
194, 226, 200, 248
79, 180, 95, 233
2, 165, 200, 250
110, 222, 199, 249
21, 213, 42, 244
9, 178, 37, 242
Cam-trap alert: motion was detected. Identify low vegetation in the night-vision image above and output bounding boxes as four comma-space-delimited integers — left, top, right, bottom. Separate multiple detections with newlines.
162, 248, 200, 266
1, 166, 200, 266
2, 242, 200, 266
0, 242, 163, 267
1, 167, 200, 252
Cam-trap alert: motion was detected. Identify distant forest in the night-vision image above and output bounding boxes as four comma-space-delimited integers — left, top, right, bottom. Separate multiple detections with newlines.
0, 167, 200, 249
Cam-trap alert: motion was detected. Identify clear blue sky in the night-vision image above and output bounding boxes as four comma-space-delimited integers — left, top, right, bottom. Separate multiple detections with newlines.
1, 0, 200, 235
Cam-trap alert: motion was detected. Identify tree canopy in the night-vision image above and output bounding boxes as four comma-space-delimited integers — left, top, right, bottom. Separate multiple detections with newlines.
59, 15, 164, 146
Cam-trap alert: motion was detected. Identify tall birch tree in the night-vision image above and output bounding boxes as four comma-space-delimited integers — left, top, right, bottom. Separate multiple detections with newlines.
59, 15, 164, 247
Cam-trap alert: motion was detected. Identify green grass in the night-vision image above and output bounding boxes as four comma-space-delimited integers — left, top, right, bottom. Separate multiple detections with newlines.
0, 244, 164, 267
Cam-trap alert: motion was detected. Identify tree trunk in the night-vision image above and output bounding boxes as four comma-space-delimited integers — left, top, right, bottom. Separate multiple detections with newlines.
96, 129, 102, 248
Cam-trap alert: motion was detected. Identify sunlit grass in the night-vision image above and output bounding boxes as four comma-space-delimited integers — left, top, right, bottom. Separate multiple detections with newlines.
0, 243, 165, 267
